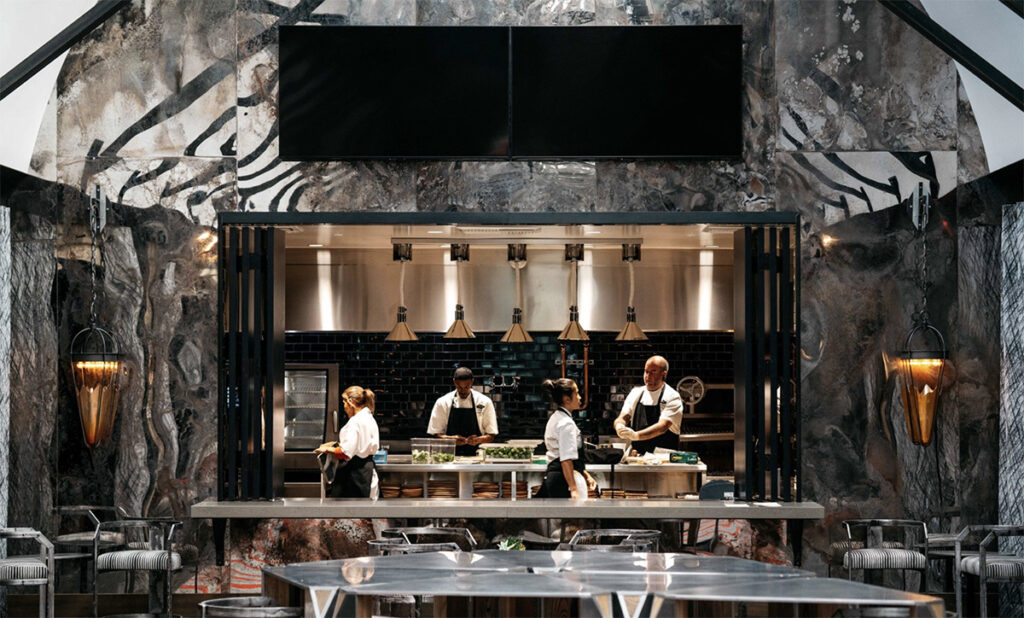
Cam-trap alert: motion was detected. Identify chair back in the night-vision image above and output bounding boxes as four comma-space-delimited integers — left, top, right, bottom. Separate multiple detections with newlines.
843, 519, 927, 551
381, 527, 477, 551
698, 480, 734, 500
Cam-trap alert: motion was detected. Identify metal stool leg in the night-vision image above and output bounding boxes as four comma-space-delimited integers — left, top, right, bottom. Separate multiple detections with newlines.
979, 571, 988, 618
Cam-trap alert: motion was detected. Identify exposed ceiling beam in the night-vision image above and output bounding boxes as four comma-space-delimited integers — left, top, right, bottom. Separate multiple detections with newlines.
998, 0, 1024, 19
0, 0, 128, 101
880, 0, 1024, 112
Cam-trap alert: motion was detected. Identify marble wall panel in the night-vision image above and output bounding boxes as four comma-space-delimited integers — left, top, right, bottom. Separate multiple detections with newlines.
417, 161, 596, 211
518, 0, 596, 25
776, 0, 956, 153
957, 80, 988, 187
57, 0, 237, 160
594, 0, 703, 25
0, 207, 9, 531
9, 210, 59, 533
56, 157, 237, 228
776, 151, 956, 229
416, 0, 519, 24
596, 160, 770, 212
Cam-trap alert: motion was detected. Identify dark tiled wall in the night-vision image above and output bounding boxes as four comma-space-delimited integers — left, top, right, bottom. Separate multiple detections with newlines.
285, 330, 734, 441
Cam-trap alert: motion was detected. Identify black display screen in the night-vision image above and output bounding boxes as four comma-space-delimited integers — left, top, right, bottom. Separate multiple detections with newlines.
511, 26, 742, 159
279, 25, 742, 160
279, 26, 510, 159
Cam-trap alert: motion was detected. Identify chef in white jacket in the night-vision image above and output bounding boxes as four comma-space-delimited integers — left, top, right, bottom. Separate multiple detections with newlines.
316, 385, 380, 498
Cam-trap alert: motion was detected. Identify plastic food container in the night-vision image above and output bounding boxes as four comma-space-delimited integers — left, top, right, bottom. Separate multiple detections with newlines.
410, 438, 432, 464
430, 438, 456, 463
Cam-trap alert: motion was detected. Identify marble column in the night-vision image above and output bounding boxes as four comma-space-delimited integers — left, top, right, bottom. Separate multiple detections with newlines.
0, 206, 9, 534
1000, 204, 1024, 606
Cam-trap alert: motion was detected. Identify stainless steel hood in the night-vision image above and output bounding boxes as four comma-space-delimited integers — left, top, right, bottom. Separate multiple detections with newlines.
285, 244, 733, 332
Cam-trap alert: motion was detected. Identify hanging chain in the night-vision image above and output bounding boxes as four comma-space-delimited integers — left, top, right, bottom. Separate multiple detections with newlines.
915, 226, 929, 326
88, 190, 99, 329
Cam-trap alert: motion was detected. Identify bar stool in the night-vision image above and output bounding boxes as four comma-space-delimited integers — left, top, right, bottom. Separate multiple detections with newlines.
842, 519, 928, 593
380, 527, 477, 551
0, 527, 54, 618
92, 518, 181, 617
53, 505, 127, 592
955, 524, 1024, 618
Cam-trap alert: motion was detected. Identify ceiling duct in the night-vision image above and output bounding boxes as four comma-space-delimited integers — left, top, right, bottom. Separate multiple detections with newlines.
385, 243, 418, 342
558, 243, 589, 341
444, 243, 475, 339
500, 244, 533, 343
616, 243, 648, 341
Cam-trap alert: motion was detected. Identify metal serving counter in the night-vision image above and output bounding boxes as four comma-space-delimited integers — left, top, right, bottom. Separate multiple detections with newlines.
192, 497, 824, 520
261, 550, 943, 618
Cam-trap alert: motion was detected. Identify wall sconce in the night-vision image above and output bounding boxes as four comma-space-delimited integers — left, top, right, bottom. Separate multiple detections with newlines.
444, 243, 475, 339
615, 243, 647, 341
70, 186, 128, 447
895, 181, 946, 446
385, 243, 417, 342
896, 318, 947, 446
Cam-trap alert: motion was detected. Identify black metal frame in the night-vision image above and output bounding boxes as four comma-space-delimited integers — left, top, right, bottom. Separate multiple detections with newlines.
0, 0, 128, 101
216, 211, 802, 506
879, 0, 1024, 112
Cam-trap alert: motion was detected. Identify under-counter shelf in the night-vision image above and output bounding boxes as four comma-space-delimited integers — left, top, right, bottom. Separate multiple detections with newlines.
679, 432, 734, 442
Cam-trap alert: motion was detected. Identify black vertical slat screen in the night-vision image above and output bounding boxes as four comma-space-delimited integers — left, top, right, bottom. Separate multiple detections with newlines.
216, 226, 227, 500
735, 224, 800, 501
794, 228, 803, 501
780, 229, 793, 501
218, 226, 285, 500
226, 228, 239, 499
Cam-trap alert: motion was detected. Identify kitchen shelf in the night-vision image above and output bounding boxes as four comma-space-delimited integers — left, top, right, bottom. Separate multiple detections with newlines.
682, 413, 734, 419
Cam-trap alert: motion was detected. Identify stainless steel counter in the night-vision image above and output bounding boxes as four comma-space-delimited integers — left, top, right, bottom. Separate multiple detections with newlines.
261, 550, 943, 618
376, 462, 706, 473
192, 497, 824, 519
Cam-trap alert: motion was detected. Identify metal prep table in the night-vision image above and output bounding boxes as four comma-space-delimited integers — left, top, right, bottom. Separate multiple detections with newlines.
261, 550, 943, 618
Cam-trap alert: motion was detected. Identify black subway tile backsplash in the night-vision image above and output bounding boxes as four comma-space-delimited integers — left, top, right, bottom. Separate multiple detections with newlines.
286, 330, 734, 440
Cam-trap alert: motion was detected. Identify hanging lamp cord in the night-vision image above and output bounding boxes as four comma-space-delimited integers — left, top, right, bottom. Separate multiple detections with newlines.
398, 260, 406, 307
512, 260, 525, 310
628, 260, 636, 308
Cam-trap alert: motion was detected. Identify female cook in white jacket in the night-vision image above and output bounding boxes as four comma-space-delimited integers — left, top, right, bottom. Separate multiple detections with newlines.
316, 385, 380, 498
537, 378, 589, 499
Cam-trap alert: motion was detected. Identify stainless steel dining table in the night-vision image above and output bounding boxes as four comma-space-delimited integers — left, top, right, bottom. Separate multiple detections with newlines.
261, 549, 944, 618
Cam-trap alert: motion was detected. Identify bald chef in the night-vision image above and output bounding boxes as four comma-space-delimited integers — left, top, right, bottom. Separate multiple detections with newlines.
614, 355, 683, 454
427, 367, 498, 456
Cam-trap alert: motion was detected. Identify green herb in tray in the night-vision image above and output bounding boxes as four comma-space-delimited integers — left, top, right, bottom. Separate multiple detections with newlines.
412, 449, 430, 464
432, 452, 455, 463
483, 445, 533, 460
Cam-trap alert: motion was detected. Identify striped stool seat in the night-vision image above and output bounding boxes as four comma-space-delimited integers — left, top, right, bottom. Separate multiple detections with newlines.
97, 550, 181, 572
960, 556, 1024, 579
56, 531, 124, 546
844, 548, 927, 570
126, 541, 199, 562
829, 540, 903, 563
0, 558, 48, 582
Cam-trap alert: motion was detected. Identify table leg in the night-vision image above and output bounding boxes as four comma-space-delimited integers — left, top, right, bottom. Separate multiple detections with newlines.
213, 518, 226, 566
789, 519, 803, 567
511, 471, 517, 501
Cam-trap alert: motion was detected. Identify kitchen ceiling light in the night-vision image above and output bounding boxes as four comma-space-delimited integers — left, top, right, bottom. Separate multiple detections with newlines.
615, 243, 648, 341
500, 244, 533, 343
558, 244, 589, 341
444, 243, 475, 339
385, 243, 418, 342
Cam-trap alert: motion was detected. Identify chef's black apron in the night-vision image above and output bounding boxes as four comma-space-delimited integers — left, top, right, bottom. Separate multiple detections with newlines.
446, 392, 480, 456
329, 454, 375, 498
630, 387, 679, 454
538, 409, 586, 498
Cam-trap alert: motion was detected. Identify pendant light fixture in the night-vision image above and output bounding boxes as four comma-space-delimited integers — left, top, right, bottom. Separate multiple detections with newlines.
500, 244, 533, 343
385, 243, 418, 342
444, 243, 475, 339
894, 183, 947, 446
70, 186, 128, 447
558, 243, 589, 341
615, 243, 648, 341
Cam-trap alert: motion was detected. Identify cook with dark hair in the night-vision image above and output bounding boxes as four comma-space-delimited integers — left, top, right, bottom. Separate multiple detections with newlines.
315, 385, 380, 498
536, 378, 592, 499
